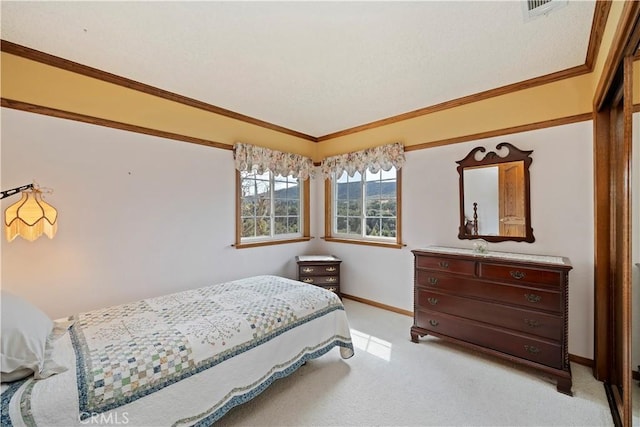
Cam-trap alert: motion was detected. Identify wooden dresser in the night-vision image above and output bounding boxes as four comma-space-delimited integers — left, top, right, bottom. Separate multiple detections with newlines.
296, 255, 342, 298
411, 247, 573, 395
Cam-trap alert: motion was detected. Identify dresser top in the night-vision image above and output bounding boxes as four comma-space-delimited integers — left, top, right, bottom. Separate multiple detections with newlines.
414, 246, 570, 266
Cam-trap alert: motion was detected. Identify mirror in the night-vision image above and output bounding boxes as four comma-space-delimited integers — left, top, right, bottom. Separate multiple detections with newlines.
457, 142, 535, 243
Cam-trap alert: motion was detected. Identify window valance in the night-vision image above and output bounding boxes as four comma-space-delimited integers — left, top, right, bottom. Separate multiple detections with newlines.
320, 142, 405, 178
233, 143, 315, 180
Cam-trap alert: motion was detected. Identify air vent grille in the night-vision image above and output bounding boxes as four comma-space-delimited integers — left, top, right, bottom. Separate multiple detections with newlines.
522, 0, 567, 22
527, 0, 552, 11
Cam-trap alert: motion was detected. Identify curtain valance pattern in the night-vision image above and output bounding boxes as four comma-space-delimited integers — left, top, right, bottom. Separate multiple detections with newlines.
320, 142, 405, 178
233, 143, 315, 180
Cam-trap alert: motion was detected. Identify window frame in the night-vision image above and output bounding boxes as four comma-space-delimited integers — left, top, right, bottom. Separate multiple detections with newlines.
324, 168, 402, 249
235, 170, 310, 249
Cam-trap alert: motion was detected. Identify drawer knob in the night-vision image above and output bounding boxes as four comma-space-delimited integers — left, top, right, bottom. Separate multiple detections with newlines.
428, 277, 439, 285
438, 261, 449, 268
302, 278, 314, 283
327, 287, 337, 293
427, 297, 438, 305
510, 270, 526, 279
326, 277, 337, 283
524, 345, 541, 354
325, 267, 337, 272
302, 267, 314, 273
429, 320, 439, 327
524, 293, 541, 303
524, 318, 541, 328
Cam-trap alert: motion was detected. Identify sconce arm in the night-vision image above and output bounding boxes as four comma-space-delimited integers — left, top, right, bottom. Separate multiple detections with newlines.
0, 184, 34, 200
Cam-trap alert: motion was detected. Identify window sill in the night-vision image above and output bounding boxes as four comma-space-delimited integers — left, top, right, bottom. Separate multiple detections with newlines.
323, 237, 404, 249
234, 237, 312, 249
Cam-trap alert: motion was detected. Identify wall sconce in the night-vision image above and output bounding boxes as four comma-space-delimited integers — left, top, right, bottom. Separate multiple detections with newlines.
1, 182, 58, 242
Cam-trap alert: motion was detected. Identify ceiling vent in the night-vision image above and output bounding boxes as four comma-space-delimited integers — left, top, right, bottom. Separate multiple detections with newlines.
522, 0, 568, 22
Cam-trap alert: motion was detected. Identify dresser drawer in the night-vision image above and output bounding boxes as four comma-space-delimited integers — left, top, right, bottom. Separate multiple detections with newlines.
479, 263, 562, 287
415, 255, 475, 276
415, 270, 562, 312
417, 289, 563, 341
299, 264, 340, 277
299, 276, 339, 286
416, 310, 563, 369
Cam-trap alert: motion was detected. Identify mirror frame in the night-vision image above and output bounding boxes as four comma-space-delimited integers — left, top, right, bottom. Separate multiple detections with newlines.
456, 142, 535, 243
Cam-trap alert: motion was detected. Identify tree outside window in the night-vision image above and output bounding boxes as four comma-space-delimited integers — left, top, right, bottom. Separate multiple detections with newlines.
332, 167, 398, 242
240, 169, 302, 242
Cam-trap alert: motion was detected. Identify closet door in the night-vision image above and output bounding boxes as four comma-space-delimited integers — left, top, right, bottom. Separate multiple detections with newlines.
610, 65, 631, 427
593, 5, 639, 426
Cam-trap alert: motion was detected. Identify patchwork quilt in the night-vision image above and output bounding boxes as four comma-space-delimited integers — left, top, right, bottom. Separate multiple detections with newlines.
1, 275, 354, 426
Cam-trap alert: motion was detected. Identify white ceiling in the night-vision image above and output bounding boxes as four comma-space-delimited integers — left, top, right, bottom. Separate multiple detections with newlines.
1, 1, 596, 138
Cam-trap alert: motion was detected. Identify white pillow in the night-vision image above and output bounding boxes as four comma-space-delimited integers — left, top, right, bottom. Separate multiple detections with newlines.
1, 291, 67, 382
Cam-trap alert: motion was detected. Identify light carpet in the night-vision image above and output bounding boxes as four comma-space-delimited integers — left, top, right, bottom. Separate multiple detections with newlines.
217, 299, 613, 426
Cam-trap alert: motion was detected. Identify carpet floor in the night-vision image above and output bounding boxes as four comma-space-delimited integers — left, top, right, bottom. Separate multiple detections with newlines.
217, 299, 613, 426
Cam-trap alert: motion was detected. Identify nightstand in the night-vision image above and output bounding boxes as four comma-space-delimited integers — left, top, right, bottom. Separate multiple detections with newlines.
296, 255, 342, 298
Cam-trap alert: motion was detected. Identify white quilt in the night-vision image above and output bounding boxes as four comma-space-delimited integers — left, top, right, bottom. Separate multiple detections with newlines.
1, 275, 354, 426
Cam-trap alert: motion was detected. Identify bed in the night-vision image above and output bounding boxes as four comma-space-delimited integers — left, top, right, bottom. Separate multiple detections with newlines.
1, 275, 354, 426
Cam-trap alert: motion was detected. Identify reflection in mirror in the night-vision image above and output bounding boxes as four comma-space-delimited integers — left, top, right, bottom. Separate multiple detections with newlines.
457, 142, 534, 243
464, 161, 525, 237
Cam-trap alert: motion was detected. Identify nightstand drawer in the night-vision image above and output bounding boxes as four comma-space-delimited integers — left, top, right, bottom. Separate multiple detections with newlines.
299, 276, 339, 285
298, 265, 340, 276
319, 285, 339, 294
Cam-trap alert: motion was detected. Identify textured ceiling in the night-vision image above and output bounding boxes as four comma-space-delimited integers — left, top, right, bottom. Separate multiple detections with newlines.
1, 1, 596, 137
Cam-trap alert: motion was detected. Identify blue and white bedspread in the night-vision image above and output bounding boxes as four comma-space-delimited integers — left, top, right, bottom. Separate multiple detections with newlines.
1, 275, 354, 426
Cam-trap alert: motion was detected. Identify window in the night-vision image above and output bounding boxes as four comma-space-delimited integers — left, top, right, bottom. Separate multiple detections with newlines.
236, 168, 310, 248
326, 166, 402, 247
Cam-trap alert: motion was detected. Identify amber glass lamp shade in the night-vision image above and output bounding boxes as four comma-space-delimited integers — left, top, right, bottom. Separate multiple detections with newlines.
4, 190, 58, 242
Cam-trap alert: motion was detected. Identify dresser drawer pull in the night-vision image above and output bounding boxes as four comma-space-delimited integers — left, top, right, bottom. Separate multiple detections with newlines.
302, 278, 314, 283
510, 270, 526, 279
438, 261, 449, 268
326, 277, 337, 283
327, 287, 337, 293
427, 277, 439, 285
325, 267, 337, 272
524, 318, 541, 328
302, 267, 314, 273
524, 345, 541, 354
427, 297, 438, 305
524, 293, 541, 303
429, 320, 439, 327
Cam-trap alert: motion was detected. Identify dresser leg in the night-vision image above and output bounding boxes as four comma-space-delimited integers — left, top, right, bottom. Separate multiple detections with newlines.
410, 327, 423, 343
556, 376, 573, 396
